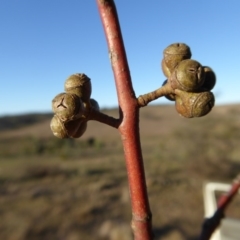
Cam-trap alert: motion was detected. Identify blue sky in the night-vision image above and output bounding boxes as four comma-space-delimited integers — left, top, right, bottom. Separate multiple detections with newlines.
1, 1, 240, 116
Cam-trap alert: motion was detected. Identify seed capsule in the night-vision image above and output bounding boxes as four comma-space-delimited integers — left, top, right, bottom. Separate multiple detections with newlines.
161, 59, 172, 78
162, 43, 192, 77
162, 80, 175, 101
50, 115, 85, 139
90, 98, 100, 111
71, 121, 87, 138
201, 66, 216, 91
64, 119, 83, 138
170, 59, 205, 92
50, 115, 68, 139
175, 89, 215, 118
52, 93, 84, 122
64, 73, 92, 102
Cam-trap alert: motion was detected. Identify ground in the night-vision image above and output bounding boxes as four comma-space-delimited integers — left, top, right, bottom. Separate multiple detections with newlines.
0, 104, 240, 240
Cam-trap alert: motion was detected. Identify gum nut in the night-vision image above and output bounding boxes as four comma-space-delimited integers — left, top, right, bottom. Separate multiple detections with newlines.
64, 118, 82, 137
161, 59, 172, 78
201, 66, 216, 91
72, 121, 87, 138
90, 98, 100, 111
50, 115, 68, 138
64, 73, 92, 101
170, 59, 205, 92
191, 91, 215, 117
175, 90, 215, 118
52, 93, 83, 121
163, 43, 192, 72
162, 80, 175, 101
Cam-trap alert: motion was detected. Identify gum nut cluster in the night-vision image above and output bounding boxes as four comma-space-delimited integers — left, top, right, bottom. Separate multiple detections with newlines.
161, 43, 216, 118
50, 73, 100, 139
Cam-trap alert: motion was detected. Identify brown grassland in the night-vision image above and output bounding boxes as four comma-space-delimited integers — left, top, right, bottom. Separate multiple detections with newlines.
0, 104, 240, 240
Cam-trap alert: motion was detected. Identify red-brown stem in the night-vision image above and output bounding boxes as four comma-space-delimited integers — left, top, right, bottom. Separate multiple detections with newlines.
97, 0, 153, 239
199, 175, 240, 240
217, 176, 240, 210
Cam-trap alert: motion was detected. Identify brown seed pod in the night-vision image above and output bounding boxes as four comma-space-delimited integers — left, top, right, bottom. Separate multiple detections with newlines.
64, 73, 92, 102
162, 80, 176, 101
161, 59, 172, 78
64, 118, 83, 137
52, 92, 84, 122
162, 43, 192, 76
175, 89, 215, 118
170, 59, 205, 92
71, 121, 87, 138
50, 115, 68, 139
90, 98, 100, 111
50, 115, 84, 138
201, 66, 216, 91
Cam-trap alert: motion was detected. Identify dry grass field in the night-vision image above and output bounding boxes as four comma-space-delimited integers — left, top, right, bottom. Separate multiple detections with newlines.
0, 104, 240, 240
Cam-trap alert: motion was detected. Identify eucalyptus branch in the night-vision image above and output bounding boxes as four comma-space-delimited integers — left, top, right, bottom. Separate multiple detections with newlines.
97, 0, 153, 239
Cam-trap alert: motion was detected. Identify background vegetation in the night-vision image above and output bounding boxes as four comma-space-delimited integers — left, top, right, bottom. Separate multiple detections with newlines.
0, 104, 240, 240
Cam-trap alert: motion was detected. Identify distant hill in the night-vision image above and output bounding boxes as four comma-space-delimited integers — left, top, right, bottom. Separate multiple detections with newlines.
0, 113, 53, 132
0, 104, 239, 140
